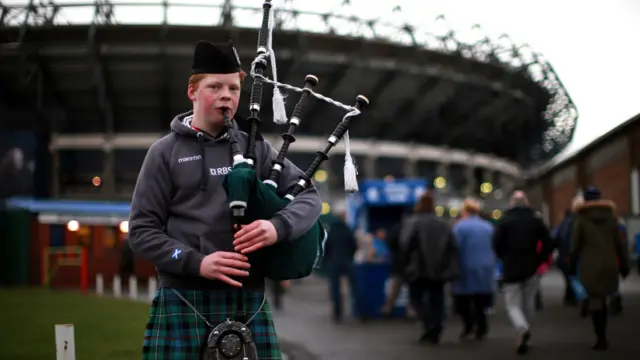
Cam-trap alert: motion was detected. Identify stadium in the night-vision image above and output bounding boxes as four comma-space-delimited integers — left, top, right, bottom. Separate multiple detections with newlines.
0, 0, 577, 287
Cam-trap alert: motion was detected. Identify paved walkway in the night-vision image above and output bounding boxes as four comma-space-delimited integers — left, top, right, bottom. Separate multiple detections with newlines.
269, 270, 640, 360
120, 270, 640, 359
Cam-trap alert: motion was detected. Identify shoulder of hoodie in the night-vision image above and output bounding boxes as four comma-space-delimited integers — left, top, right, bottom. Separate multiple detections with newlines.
235, 129, 276, 159
234, 128, 265, 143
146, 132, 181, 163
235, 127, 270, 145
233, 129, 273, 155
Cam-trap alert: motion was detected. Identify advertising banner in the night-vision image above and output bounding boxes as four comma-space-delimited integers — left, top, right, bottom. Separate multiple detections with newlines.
359, 178, 427, 206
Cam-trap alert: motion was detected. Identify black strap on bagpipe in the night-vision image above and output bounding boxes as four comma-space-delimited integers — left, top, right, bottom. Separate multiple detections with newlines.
244, 0, 272, 168
222, 110, 249, 319
209, 0, 370, 355
200, 4, 275, 359
229, 0, 272, 319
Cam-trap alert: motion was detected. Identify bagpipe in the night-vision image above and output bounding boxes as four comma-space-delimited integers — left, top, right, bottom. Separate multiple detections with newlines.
221, 0, 370, 281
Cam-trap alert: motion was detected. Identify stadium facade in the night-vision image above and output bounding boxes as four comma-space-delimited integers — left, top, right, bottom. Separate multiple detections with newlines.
1, 0, 578, 210
0, 0, 582, 288
526, 112, 640, 228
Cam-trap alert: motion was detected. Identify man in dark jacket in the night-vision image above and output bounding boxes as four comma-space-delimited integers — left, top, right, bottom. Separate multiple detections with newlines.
380, 221, 416, 319
554, 207, 578, 306
322, 211, 358, 323
493, 191, 553, 355
128, 40, 322, 359
401, 191, 460, 344
382, 223, 403, 300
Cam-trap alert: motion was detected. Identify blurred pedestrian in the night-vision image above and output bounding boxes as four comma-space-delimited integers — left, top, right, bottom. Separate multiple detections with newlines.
608, 218, 627, 315
569, 187, 630, 351
493, 191, 553, 355
269, 280, 285, 310
366, 228, 390, 263
381, 221, 416, 319
322, 211, 359, 323
119, 237, 135, 280
451, 197, 495, 342
534, 239, 553, 311
401, 191, 460, 344
552, 201, 582, 307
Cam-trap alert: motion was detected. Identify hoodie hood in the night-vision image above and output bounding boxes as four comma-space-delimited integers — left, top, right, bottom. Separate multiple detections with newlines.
169, 110, 241, 191
170, 110, 262, 140
170, 111, 231, 141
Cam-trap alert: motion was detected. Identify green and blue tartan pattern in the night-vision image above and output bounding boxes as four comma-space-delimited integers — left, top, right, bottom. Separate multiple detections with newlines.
142, 287, 282, 360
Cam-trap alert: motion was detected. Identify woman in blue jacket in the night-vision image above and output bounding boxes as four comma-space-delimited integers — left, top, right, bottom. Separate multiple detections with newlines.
451, 198, 496, 341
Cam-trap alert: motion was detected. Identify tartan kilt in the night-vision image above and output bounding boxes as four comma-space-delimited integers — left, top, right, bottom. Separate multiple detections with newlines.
142, 287, 282, 360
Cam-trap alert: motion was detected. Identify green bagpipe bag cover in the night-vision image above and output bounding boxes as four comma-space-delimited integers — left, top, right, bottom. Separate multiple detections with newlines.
222, 163, 325, 280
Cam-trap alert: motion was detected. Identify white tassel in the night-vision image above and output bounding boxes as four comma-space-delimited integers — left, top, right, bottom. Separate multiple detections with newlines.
343, 130, 359, 192
267, 5, 288, 125
272, 87, 288, 124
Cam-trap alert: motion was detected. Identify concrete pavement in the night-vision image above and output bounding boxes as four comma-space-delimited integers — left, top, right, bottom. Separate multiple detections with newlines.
269, 270, 640, 360
116, 270, 640, 359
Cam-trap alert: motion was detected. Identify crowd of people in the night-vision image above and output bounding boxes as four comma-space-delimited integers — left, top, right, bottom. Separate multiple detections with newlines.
322, 187, 632, 355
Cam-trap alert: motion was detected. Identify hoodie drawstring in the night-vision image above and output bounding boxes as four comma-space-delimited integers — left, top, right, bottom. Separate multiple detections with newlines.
196, 132, 208, 191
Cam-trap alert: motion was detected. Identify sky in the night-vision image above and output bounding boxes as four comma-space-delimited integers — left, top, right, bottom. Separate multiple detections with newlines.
4, 0, 640, 167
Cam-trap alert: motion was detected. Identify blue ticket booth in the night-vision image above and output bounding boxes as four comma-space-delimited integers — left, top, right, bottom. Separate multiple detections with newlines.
346, 178, 427, 318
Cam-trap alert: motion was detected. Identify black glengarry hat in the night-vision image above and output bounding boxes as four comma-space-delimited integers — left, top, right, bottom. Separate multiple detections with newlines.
191, 40, 242, 75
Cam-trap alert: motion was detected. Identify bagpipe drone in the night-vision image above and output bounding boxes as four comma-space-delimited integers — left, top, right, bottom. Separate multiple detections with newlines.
221, 0, 370, 281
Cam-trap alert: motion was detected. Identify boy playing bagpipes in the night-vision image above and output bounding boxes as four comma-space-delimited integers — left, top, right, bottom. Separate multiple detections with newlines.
128, 40, 322, 360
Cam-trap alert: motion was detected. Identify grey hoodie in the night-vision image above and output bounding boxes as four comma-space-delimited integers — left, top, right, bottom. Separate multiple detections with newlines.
128, 111, 323, 291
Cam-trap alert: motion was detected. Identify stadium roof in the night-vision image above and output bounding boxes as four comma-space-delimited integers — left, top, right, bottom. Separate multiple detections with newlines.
0, 0, 578, 172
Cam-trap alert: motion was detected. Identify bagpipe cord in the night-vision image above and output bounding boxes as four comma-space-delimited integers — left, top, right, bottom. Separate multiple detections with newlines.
249, 1, 361, 191
169, 288, 266, 328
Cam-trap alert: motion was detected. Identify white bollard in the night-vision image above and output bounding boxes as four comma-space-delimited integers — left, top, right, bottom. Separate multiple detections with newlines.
95, 273, 104, 296
55, 324, 76, 360
113, 275, 122, 298
129, 275, 138, 300
148, 276, 158, 302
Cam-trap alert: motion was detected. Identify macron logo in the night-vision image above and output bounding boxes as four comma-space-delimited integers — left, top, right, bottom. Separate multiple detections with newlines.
178, 155, 202, 163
